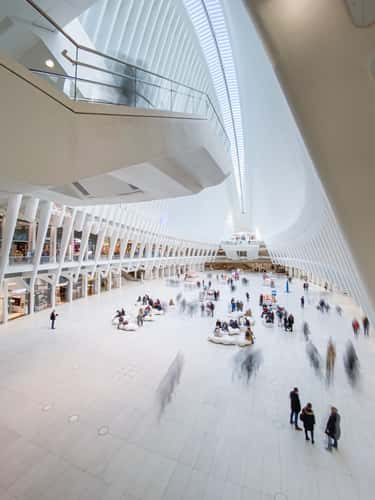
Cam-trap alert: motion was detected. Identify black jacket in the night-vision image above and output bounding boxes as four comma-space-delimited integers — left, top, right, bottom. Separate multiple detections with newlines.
326, 413, 341, 439
300, 408, 315, 430
290, 391, 301, 412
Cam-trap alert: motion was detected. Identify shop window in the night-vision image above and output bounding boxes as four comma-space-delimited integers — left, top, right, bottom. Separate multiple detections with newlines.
125, 242, 132, 258
87, 275, 97, 295
134, 243, 141, 257
8, 279, 30, 320
56, 227, 63, 259
40, 227, 52, 264
113, 239, 121, 259
73, 275, 84, 300
34, 279, 52, 312
73, 231, 82, 261
101, 237, 110, 258
101, 275, 109, 292
87, 234, 97, 260
56, 277, 69, 304
10, 220, 32, 264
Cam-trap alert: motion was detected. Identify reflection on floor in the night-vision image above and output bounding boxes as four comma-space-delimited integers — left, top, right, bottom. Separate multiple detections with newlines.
0, 273, 373, 500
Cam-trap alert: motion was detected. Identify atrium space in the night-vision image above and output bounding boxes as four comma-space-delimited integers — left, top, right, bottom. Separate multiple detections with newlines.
0, 273, 372, 500
1, 0, 375, 499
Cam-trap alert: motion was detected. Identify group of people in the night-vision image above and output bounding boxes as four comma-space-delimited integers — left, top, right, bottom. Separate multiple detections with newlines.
352, 316, 370, 336
137, 295, 164, 311
290, 387, 341, 450
213, 318, 255, 344
230, 297, 244, 313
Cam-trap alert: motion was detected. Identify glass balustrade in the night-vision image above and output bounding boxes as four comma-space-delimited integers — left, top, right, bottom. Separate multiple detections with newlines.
1, 0, 229, 152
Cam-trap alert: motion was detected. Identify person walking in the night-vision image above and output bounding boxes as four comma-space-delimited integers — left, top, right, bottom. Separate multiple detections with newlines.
363, 316, 370, 336
288, 313, 295, 332
300, 296, 305, 308
289, 387, 302, 430
200, 303, 205, 317
137, 308, 144, 327
50, 309, 58, 330
300, 403, 316, 443
352, 318, 360, 336
325, 406, 341, 451
246, 292, 250, 303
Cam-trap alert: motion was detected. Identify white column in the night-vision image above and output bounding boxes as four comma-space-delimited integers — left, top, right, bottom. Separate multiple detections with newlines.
0, 194, 22, 283
81, 273, 87, 298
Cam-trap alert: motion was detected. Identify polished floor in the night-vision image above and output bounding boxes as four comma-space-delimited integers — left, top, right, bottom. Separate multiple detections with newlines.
0, 273, 373, 500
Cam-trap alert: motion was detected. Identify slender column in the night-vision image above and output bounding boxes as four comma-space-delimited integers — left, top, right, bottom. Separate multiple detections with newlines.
0, 194, 22, 283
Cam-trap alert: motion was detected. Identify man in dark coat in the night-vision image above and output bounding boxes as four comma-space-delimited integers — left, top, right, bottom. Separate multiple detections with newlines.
325, 406, 341, 450
50, 309, 58, 330
289, 387, 302, 430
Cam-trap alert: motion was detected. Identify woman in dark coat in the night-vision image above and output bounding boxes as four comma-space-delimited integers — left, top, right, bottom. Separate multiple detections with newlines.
300, 402, 316, 443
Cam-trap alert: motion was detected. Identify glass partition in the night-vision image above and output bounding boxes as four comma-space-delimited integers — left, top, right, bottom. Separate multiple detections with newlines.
5, 0, 229, 152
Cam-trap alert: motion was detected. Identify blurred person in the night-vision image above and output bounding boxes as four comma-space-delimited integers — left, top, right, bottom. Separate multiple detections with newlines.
325, 406, 341, 451
233, 347, 262, 383
157, 352, 184, 419
363, 316, 370, 336
344, 341, 360, 385
246, 291, 250, 302
200, 303, 205, 317
300, 296, 305, 308
288, 314, 295, 332
306, 341, 322, 376
352, 318, 360, 336
289, 387, 302, 430
302, 321, 310, 341
326, 338, 336, 383
300, 402, 316, 444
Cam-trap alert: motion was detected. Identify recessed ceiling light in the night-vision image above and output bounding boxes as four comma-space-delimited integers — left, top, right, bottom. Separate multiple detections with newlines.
45, 59, 54, 68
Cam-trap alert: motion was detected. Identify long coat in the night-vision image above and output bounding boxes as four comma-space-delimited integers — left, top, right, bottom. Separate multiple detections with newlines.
326, 413, 341, 440
300, 408, 315, 431
290, 391, 301, 412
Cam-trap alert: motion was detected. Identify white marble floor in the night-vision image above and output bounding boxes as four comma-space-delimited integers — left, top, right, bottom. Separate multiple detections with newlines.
0, 273, 374, 500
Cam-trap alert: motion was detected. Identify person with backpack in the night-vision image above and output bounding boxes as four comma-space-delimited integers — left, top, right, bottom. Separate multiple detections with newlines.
300, 402, 316, 444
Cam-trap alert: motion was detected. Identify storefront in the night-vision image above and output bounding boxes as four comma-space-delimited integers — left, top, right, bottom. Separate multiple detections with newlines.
73, 275, 84, 300
113, 239, 121, 259
87, 234, 97, 260
87, 275, 97, 296
34, 279, 52, 312
55, 278, 69, 305
111, 271, 121, 289
8, 280, 30, 320
101, 237, 110, 258
10, 220, 33, 264
101, 275, 109, 292
73, 231, 82, 261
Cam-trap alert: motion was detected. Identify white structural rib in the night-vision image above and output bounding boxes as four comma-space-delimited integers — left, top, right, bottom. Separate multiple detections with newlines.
183, 0, 245, 212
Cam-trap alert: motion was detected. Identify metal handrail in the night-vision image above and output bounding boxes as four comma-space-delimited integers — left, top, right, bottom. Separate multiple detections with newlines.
61, 50, 200, 100
29, 69, 156, 108
24, 0, 228, 144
